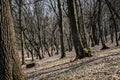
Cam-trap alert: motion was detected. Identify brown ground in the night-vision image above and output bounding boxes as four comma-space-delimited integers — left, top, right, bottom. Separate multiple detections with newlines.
22, 40, 120, 80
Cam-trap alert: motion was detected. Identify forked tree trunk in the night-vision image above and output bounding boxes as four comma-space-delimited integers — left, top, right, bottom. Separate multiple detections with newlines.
0, 0, 26, 80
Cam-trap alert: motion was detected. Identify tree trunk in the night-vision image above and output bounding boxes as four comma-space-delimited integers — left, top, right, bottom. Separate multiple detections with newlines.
97, 0, 108, 49
109, 24, 114, 43
67, 0, 91, 59
105, 0, 119, 46
78, 0, 88, 48
57, 0, 65, 58
18, 0, 25, 65
0, 0, 26, 80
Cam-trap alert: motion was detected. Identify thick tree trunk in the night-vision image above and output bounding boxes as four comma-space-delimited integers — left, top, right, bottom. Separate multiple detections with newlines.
0, 0, 26, 80
67, 0, 91, 59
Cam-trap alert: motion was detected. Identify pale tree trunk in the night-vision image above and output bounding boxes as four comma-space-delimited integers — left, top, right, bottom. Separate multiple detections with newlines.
0, 0, 26, 80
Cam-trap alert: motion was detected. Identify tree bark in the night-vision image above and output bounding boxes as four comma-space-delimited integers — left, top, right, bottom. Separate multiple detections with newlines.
0, 0, 26, 80
57, 0, 65, 58
97, 0, 108, 49
18, 0, 25, 65
67, 0, 91, 59
105, 0, 119, 46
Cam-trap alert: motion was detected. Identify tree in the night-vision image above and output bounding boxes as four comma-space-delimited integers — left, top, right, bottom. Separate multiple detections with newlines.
0, 0, 26, 80
57, 0, 65, 58
105, 0, 119, 46
97, 0, 108, 49
18, 0, 25, 64
67, 0, 91, 59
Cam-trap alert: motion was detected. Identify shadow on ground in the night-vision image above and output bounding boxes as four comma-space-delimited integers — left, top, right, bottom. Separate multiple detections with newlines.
26, 52, 120, 79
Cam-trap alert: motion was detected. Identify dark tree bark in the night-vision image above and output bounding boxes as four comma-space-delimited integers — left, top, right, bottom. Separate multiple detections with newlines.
105, 0, 119, 46
57, 0, 65, 58
78, 0, 88, 48
91, 24, 99, 45
90, 0, 99, 46
0, 0, 26, 80
97, 0, 108, 49
119, 33, 120, 40
67, 0, 91, 59
110, 24, 114, 43
18, 0, 25, 65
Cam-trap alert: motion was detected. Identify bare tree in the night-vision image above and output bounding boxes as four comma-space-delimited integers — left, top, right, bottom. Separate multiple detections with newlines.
67, 0, 91, 59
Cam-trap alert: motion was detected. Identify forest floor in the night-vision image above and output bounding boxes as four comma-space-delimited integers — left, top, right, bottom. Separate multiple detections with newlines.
22, 41, 120, 80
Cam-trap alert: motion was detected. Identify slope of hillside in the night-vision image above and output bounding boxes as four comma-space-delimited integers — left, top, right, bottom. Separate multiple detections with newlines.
23, 44, 120, 80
